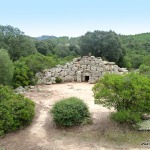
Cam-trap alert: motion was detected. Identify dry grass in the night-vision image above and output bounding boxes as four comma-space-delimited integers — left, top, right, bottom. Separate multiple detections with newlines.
48, 112, 150, 148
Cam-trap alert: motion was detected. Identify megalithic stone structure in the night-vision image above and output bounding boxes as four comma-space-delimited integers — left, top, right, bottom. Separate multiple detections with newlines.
36, 56, 128, 84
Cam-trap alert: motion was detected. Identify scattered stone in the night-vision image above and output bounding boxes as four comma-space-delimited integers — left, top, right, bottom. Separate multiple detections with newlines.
30, 86, 35, 89
46, 82, 52, 85
142, 114, 150, 120
137, 119, 150, 131
15, 86, 25, 93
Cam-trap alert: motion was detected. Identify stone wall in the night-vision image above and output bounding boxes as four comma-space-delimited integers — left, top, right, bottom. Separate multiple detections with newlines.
36, 56, 128, 84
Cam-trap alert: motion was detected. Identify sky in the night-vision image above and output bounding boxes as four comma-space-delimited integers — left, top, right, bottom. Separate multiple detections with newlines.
0, 0, 150, 37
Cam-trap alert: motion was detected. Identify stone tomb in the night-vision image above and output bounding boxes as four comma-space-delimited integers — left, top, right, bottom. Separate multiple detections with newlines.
36, 56, 128, 84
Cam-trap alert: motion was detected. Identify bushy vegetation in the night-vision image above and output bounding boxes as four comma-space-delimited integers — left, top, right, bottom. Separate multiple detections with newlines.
139, 55, 150, 78
55, 77, 62, 83
12, 61, 34, 88
0, 25, 37, 61
93, 73, 150, 124
13, 53, 57, 88
51, 97, 91, 127
120, 33, 150, 69
0, 85, 35, 136
79, 31, 125, 65
1, 25, 150, 70
18, 53, 57, 74
111, 110, 141, 124
0, 49, 14, 85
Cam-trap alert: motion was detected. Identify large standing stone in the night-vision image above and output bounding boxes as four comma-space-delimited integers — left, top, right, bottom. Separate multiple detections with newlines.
77, 71, 81, 82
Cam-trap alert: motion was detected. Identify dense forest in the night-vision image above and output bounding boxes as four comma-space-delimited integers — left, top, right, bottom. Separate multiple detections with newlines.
0, 25, 150, 88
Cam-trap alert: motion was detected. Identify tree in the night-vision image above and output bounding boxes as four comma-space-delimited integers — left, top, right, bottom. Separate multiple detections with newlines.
12, 53, 57, 87
0, 85, 35, 136
0, 25, 37, 61
35, 40, 53, 55
79, 30, 125, 65
0, 49, 14, 85
69, 44, 80, 55
139, 55, 150, 78
51, 36, 69, 45
93, 73, 150, 123
119, 33, 150, 69
19, 53, 57, 74
12, 61, 34, 88
53, 44, 70, 58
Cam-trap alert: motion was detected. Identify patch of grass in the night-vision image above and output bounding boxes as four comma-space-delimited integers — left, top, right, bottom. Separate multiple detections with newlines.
103, 128, 150, 146
62, 120, 150, 147
49, 118, 150, 149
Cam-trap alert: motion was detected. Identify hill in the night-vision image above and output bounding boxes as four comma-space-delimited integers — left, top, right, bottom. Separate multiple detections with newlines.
35, 35, 57, 40
119, 33, 150, 68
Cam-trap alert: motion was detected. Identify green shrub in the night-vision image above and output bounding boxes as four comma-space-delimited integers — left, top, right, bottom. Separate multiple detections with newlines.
93, 73, 150, 124
19, 53, 57, 74
139, 55, 150, 78
111, 110, 142, 124
0, 49, 14, 85
0, 85, 35, 136
12, 61, 34, 88
51, 97, 91, 127
12, 53, 57, 88
55, 77, 62, 83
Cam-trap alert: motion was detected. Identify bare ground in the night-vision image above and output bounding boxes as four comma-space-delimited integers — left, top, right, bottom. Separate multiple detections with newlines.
0, 83, 147, 150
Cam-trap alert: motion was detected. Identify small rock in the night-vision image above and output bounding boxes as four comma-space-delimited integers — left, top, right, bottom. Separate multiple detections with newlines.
142, 114, 150, 120
137, 119, 150, 131
30, 86, 35, 89
15, 86, 25, 93
46, 82, 52, 85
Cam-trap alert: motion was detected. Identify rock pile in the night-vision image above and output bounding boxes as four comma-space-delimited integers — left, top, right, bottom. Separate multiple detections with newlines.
36, 56, 128, 84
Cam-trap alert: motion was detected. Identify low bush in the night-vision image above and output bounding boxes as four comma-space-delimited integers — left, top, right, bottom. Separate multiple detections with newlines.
19, 53, 57, 74
55, 77, 62, 83
12, 61, 34, 88
0, 49, 14, 85
0, 85, 35, 136
139, 55, 150, 79
51, 97, 91, 127
111, 110, 142, 124
12, 53, 57, 88
93, 73, 150, 124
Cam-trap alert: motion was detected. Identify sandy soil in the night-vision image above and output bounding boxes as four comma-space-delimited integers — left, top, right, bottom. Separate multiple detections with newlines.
0, 83, 143, 150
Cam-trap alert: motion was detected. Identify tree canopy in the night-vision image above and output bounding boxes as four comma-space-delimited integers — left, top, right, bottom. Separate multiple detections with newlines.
93, 73, 150, 124
0, 48, 14, 85
120, 33, 150, 69
0, 25, 37, 61
79, 30, 125, 65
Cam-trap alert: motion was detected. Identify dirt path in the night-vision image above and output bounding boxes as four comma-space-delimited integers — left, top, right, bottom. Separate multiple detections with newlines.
0, 83, 143, 150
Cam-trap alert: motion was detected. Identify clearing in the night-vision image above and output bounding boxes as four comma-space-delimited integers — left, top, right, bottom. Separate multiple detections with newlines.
0, 83, 149, 150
